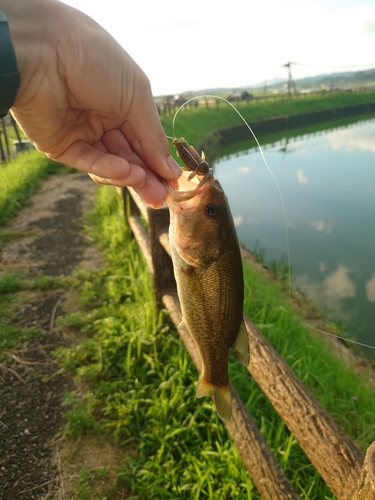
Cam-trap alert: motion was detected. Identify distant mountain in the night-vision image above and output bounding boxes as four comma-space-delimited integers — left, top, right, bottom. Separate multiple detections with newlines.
244, 77, 284, 90
161, 68, 375, 99
260, 68, 375, 91
176, 79, 284, 97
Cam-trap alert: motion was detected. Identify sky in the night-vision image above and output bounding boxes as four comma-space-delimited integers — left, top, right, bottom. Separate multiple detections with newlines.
61, 0, 375, 96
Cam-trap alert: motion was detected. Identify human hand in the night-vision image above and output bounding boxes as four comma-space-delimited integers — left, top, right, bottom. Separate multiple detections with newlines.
2, 0, 181, 207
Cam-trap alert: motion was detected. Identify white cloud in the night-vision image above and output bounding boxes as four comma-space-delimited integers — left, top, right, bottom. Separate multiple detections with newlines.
148, 19, 199, 34
366, 273, 375, 302
233, 216, 243, 227
297, 169, 307, 185
323, 265, 356, 299
362, 20, 375, 35
327, 128, 375, 153
294, 264, 356, 320
60, 0, 375, 95
237, 166, 251, 174
311, 220, 325, 231
310, 220, 331, 234
319, 262, 326, 272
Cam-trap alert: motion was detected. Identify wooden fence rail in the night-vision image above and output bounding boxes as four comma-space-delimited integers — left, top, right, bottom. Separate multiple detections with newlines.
121, 186, 375, 500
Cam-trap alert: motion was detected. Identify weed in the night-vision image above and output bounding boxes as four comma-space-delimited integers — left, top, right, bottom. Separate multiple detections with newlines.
0, 149, 70, 225
0, 270, 67, 355
0, 230, 38, 249
0, 269, 66, 294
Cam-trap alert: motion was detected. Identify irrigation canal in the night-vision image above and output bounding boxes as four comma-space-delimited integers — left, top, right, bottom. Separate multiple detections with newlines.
214, 113, 375, 353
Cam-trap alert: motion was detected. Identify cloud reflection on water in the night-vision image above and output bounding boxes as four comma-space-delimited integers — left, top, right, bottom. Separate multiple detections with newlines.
310, 220, 332, 234
236, 166, 251, 174
295, 264, 356, 319
365, 273, 375, 302
296, 169, 308, 185
323, 265, 356, 299
233, 216, 243, 227
327, 127, 375, 153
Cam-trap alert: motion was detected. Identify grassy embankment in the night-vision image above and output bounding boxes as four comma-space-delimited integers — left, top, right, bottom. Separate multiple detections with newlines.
1, 95, 375, 499
160, 90, 375, 154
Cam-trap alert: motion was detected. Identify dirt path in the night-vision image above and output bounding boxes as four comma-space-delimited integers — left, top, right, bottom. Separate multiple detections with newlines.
0, 172, 99, 499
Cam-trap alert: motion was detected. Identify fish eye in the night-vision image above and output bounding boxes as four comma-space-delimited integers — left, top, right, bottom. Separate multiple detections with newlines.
204, 203, 219, 218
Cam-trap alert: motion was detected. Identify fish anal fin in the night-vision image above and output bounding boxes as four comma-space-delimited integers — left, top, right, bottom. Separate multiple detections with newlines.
177, 318, 189, 333
232, 321, 250, 367
196, 378, 232, 422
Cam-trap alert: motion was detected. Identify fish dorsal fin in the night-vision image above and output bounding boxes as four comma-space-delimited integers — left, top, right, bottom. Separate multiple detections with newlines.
196, 378, 232, 422
232, 321, 250, 367
178, 318, 189, 333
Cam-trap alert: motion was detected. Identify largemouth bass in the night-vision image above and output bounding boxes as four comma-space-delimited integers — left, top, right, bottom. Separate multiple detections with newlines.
165, 166, 250, 422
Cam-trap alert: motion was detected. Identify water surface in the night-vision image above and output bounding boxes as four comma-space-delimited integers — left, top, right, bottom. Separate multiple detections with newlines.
215, 117, 375, 352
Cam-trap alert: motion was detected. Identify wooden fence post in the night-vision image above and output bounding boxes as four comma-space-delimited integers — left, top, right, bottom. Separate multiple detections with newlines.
353, 441, 375, 500
1, 118, 10, 159
0, 126, 5, 162
11, 114, 24, 152
122, 188, 175, 308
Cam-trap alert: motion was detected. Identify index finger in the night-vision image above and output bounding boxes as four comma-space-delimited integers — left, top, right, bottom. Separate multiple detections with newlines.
124, 77, 181, 181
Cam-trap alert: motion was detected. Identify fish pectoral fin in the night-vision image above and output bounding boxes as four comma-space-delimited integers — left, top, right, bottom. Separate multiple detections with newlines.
177, 318, 189, 333
196, 378, 232, 422
232, 321, 250, 367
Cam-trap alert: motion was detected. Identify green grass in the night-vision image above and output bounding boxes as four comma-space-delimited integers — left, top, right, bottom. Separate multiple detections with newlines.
0, 230, 38, 250
0, 149, 69, 225
55, 185, 375, 499
0, 269, 67, 354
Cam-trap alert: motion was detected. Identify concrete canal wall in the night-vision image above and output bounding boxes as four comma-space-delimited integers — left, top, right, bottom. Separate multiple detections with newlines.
217, 101, 375, 143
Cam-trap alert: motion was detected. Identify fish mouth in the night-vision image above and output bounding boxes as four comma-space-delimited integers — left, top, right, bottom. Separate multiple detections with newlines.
164, 169, 222, 204
165, 169, 212, 199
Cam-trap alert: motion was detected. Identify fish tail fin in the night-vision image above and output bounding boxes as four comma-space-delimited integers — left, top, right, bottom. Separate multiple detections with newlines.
232, 320, 250, 367
196, 378, 232, 422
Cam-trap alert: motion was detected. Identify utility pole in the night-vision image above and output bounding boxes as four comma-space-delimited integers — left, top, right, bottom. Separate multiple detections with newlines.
283, 62, 298, 98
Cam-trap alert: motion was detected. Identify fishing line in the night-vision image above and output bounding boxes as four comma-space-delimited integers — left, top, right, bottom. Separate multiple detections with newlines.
170, 95, 375, 352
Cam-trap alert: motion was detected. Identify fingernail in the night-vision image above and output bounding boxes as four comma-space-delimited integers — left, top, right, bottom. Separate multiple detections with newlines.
135, 179, 146, 187
166, 155, 182, 177
150, 201, 167, 209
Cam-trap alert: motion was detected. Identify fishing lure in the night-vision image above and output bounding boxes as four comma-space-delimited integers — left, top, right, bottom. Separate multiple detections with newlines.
172, 137, 210, 180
